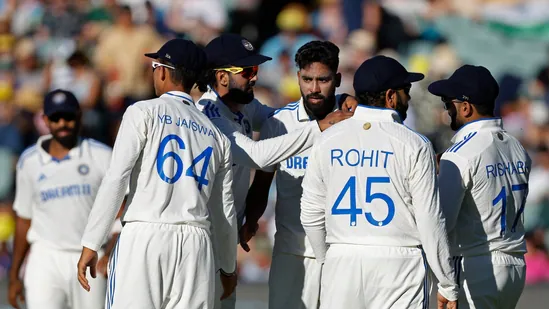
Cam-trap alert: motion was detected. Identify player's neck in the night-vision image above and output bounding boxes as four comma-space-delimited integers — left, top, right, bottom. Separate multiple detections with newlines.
46, 138, 73, 160
162, 84, 187, 95
463, 113, 494, 125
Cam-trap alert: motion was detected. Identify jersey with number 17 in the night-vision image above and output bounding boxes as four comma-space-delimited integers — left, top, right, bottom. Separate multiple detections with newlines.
439, 118, 531, 257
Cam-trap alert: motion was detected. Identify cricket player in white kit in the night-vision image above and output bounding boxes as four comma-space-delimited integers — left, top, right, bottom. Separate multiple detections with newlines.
9, 89, 111, 309
195, 34, 355, 309
430, 65, 531, 309
77, 39, 238, 309
242, 41, 346, 309
300, 56, 459, 309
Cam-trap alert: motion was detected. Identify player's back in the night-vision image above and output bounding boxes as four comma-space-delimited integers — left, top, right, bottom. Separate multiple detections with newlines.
122, 92, 229, 228
441, 119, 531, 256
314, 106, 435, 247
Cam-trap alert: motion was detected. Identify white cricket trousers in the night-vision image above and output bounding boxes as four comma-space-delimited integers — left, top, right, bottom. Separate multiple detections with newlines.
106, 222, 215, 309
24, 243, 106, 309
268, 252, 322, 309
456, 251, 525, 309
320, 244, 431, 309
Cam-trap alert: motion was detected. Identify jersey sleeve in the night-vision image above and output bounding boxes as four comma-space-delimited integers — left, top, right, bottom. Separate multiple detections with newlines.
248, 99, 277, 132
300, 142, 328, 262
12, 161, 34, 219
81, 105, 148, 251
256, 117, 280, 173
409, 143, 459, 301
209, 116, 320, 170
438, 152, 471, 232
207, 136, 238, 273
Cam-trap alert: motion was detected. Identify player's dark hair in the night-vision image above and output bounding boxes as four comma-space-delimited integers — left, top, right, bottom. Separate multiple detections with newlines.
196, 69, 217, 92
472, 102, 495, 117
356, 91, 386, 108
295, 41, 340, 72
160, 59, 201, 92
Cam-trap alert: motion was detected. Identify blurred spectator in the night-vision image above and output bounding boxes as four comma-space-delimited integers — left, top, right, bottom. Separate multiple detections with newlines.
40, 0, 85, 39
259, 3, 318, 88
311, 0, 347, 45
93, 4, 162, 140
165, 0, 226, 45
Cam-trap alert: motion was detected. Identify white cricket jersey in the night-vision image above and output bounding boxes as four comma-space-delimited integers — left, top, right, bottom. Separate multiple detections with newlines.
196, 88, 322, 225
300, 105, 459, 300
438, 118, 531, 257
81, 91, 237, 273
260, 97, 341, 258
13, 136, 112, 251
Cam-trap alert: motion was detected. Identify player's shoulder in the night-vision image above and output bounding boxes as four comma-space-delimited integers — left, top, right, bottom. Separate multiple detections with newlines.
17, 144, 39, 170
443, 129, 489, 159
268, 101, 300, 119
379, 122, 431, 149
84, 138, 113, 156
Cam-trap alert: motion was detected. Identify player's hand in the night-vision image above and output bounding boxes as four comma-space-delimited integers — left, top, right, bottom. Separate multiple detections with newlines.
437, 292, 457, 309
97, 255, 110, 278
341, 95, 359, 112
8, 278, 24, 309
219, 272, 238, 300
318, 110, 354, 131
239, 221, 259, 252
77, 247, 98, 292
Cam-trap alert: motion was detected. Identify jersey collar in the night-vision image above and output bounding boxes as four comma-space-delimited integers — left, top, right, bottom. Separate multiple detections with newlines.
202, 87, 246, 121
451, 118, 503, 143
160, 91, 194, 105
37, 135, 84, 164
352, 105, 402, 123
297, 96, 341, 122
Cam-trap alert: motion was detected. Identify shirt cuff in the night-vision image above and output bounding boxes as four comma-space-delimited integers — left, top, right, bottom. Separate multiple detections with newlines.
437, 282, 459, 302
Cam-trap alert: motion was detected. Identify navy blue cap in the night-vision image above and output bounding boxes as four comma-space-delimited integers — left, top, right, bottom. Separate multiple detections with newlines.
353, 55, 424, 94
145, 39, 206, 71
428, 65, 500, 105
205, 34, 272, 68
43, 89, 80, 117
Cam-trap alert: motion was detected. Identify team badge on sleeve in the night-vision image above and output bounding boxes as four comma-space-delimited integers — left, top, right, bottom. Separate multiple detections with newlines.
78, 164, 90, 175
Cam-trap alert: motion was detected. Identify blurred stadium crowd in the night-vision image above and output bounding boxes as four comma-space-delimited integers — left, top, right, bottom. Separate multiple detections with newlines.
1, 0, 549, 291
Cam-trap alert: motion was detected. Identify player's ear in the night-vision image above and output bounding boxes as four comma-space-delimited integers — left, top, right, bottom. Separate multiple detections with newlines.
218, 71, 229, 88
160, 66, 167, 82
335, 72, 341, 88
463, 101, 474, 118
297, 70, 301, 80
42, 114, 49, 125
385, 89, 396, 109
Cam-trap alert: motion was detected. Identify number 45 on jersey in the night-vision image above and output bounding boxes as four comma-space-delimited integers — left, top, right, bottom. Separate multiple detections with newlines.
156, 134, 213, 191
332, 176, 395, 227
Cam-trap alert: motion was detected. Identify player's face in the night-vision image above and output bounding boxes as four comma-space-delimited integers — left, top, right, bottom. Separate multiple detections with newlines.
392, 84, 411, 121
225, 68, 257, 104
44, 112, 81, 148
443, 98, 465, 131
298, 63, 340, 120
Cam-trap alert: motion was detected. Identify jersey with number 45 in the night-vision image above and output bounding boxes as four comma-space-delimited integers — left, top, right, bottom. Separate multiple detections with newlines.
439, 118, 531, 257
81, 91, 237, 272
301, 105, 457, 294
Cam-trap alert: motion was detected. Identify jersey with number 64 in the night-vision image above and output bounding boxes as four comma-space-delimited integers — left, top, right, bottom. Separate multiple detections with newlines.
438, 118, 531, 257
81, 91, 237, 273
301, 105, 458, 298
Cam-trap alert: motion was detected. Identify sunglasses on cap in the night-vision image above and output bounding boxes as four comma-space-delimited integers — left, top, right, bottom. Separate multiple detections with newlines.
152, 61, 175, 71
214, 66, 259, 80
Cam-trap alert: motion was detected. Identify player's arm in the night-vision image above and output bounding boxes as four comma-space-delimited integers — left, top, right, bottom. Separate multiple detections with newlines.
208, 137, 238, 272
207, 137, 238, 299
210, 110, 351, 169
300, 143, 328, 263
240, 169, 275, 251
409, 143, 459, 302
8, 161, 34, 308
78, 105, 147, 291
438, 153, 470, 232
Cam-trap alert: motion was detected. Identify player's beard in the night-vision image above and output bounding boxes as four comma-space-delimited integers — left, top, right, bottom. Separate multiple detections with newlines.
302, 92, 336, 120
223, 78, 254, 104
394, 93, 408, 121
52, 122, 80, 149
450, 112, 463, 131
